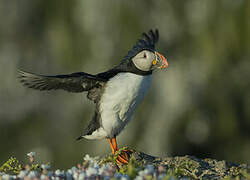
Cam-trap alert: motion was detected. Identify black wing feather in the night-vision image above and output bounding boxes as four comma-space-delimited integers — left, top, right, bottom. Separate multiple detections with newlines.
18, 70, 106, 93
142, 32, 152, 44
123, 29, 159, 61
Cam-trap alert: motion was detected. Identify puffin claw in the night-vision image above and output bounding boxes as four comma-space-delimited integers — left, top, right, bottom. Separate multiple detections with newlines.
116, 154, 129, 164
115, 149, 133, 165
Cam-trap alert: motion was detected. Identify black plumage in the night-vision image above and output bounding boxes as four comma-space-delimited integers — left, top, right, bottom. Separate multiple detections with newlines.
76, 110, 101, 139
18, 29, 161, 140
18, 70, 107, 93
19, 29, 159, 94
123, 29, 159, 62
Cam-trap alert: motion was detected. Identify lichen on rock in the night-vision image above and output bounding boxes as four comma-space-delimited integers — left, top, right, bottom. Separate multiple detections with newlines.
1, 149, 250, 179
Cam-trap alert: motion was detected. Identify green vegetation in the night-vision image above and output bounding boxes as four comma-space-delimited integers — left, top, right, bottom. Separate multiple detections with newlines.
1, 150, 250, 179
0, 156, 42, 175
96, 149, 250, 179
0, 157, 22, 175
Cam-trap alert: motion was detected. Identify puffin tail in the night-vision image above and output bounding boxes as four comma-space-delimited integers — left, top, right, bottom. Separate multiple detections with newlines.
76, 135, 83, 141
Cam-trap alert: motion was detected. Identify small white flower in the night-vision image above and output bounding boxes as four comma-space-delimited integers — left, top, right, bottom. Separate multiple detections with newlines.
28, 171, 37, 178
40, 174, 48, 180
98, 166, 105, 175
135, 176, 143, 180
102, 163, 111, 170
138, 170, 146, 177
78, 172, 86, 180
41, 164, 51, 170
18, 170, 28, 178
83, 154, 99, 163
83, 154, 92, 161
27, 152, 36, 157
67, 169, 73, 174
86, 167, 98, 176
2, 174, 10, 180
71, 166, 78, 172
55, 169, 61, 176
73, 172, 78, 179
66, 171, 73, 180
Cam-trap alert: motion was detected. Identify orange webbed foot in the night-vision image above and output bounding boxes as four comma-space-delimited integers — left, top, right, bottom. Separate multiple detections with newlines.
107, 137, 134, 165
115, 148, 133, 165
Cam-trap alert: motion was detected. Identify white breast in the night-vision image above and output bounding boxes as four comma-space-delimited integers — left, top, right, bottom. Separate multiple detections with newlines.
99, 73, 152, 138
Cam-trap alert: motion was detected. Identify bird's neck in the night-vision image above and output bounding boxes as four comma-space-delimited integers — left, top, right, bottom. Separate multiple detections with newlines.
117, 60, 153, 76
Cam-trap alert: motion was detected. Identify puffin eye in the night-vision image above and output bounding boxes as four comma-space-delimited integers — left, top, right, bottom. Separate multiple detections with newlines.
143, 53, 147, 58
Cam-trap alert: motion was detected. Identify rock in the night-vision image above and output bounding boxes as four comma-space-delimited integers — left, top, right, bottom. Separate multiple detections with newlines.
100, 148, 250, 179
1, 149, 250, 179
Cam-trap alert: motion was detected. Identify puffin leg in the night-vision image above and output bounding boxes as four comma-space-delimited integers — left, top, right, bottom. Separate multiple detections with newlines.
107, 138, 116, 154
112, 137, 118, 151
111, 137, 129, 164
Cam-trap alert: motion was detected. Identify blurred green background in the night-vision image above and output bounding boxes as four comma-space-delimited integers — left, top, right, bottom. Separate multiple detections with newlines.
1, 0, 250, 169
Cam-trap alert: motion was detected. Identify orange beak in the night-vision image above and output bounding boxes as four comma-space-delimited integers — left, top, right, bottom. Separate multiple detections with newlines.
155, 51, 168, 69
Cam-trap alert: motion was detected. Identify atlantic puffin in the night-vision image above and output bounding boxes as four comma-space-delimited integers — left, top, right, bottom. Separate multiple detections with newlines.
18, 29, 168, 164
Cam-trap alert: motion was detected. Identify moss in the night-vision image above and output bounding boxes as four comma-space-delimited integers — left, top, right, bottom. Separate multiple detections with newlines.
110, 149, 250, 179
0, 157, 41, 175
1, 149, 250, 179
119, 155, 144, 179
99, 153, 114, 165
0, 157, 22, 175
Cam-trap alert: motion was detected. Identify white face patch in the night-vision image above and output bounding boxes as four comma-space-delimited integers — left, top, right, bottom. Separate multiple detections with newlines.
132, 50, 156, 71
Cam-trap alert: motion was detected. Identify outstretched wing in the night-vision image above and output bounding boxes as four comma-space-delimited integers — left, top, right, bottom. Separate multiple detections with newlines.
18, 70, 107, 93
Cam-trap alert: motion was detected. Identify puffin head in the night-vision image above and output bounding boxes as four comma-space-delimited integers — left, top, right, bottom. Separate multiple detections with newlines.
131, 50, 168, 72
123, 29, 168, 73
